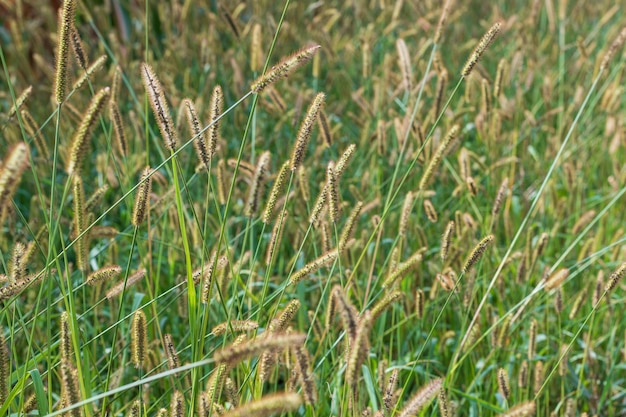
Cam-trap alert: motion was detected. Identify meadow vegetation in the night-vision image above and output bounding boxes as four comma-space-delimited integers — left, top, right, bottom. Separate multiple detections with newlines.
0, 0, 625, 416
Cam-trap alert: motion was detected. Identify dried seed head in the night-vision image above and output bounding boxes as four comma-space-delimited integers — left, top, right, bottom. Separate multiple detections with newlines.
85, 184, 110, 213
568, 288, 587, 319
214, 333, 305, 366
528, 318, 537, 360
266, 211, 288, 266
326, 161, 340, 223
60, 311, 73, 361
291, 93, 325, 171
85, 265, 121, 286
415, 289, 425, 319
383, 368, 399, 411
72, 176, 88, 271
370, 291, 404, 322
269, 299, 301, 333
501, 401, 536, 417
433, 0, 452, 43
491, 177, 509, 219
207, 85, 223, 158
441, 221, 455, 261
67, 87, 110, 175
251, 45, 320, 93
419, 124, 460, 190
60, 361, 82, 417
600, 27, 626, 71
170, 391, 185, 417
7, 85, 32, 120
461, 22, 502, 77
163, 333, 180, 370
397, 378, 443, 417
70, 26, 87, 69
0, 332, 9, 404
216, 159, 227, 204
399, 191, 414, 237
288, 249, 339, 285
250, 23, 262, 72
494, 58, 506, 98
309, 185, 328, 225
318, 110, 332, 146
480, 78, 491, 114
382, 251, 424, 288
141, 63, 178, 151
544, 268, 569, 291
109, 100, 128, 156
423, 199, 438, 223
212, 320, 259, 336
263, 161, 290, 223
9, 242, 26, 283
105, 268, 146, 300
462, 234, 494, 274
131, 310, 148, 369
396, 38, 412, 92
111, 65, 122, 101
606, 262, 626, 292
497, 368, 510, 399
438, 386, 450, 417
182, 98, 210, 168
518, 360, 528, 388
533, 361, 544, 396
218, 392, 302, 417
339, 201, 363, 250
0, 274, 40, 300
245, 151, 270, 217
332, 286, 359, 341
572, 209, 596, 235
54, 0, 76, 104
345, 310, 372, 390
434, 69, 448, 117
293, 345, 317, 404
72, 54, 107, 91
20, 110, 49, 157
132, 167, 152, 226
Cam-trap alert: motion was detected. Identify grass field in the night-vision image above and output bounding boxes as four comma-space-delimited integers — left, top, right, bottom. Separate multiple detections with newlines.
1, 0, 625, 416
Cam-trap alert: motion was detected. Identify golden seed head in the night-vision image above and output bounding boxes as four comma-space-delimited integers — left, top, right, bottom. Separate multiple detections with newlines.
182, 98, 209, 168
251, 44, 320, 93
419, 124, 460, 190
399, 191, 414, 237
72, 176, 88, 271
131, 309, 148, 369
433, 0, 452, 43
250, 23, 263, 72
600, 27, 626, 71
132, 166, 153, 226
382, 250, 424, 288
207, 85, 224, 159
7, 85, 32, 120
85, 265, 122, 286
245, 151, 271, 217
211, 320, 259, 336
70, 26, 87, 69
441, 220, 455, 261
163, 333, 180, 370
339, 201, 363, 250
397, 378, 443, 417
370, 291, 404, 322
0, 143, 29, 214
396, 38, 412, 92
494, 58, 506, 98
214, 333, 305, 366
67, 87, 110, 175
606, 262, 626, 292
291, 92, 325, 171
109, 100, 128, 156
0, 332, 9, 404
415, 289, 425, 319
141, 63, 178, 151
461, 22, 503, 77
543, 267, 569, 291
345, 310, 372, 390
170, 391, 185, 417
269, 299, 301, 333
218, 392, 302, 417
288, 249, 339, 285
72, 54, 107, 91
501, 401, 536, 417
424, 199, 438, 223
105, 268, 146, 300
497, 368, 510, 399
263, 161, 290, 224
326, 161, 340, 223
265, 211, 288, 266
462, 234, 494, 274
318, 110, 332, 147
54, 0, 76, 104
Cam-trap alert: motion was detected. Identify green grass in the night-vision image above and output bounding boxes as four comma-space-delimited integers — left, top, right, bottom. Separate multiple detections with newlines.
0, 0, 625, 416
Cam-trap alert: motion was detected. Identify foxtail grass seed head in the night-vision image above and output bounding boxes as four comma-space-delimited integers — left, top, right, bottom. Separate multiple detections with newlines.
465, 176, 478, 196
606, 262, 626, 292
416, 289, 425, 319
345, 310, 372, 390
182, 98, 209, 168
600, 27, 626, 71
141, 63, 178, 151
497, 368, 510, 399
67, 87, 110, 175
0, 273, 40, 300
250, 23, 262, 72
480, 78, 491, 114
288, 249, 339, 285
9, 242, 26, 283
382, 251, 423, 288
131, 310, 147, 369
86, 265, 121, 286
491, 177, 509, 219
85, 184, 109, 213
207, 85, 224, 158
70, 26, 87, 69
438, 386, 450, 417
326, 161, 340, 223
370, 291, 404, 322
462, 234, 494, 274
266, 211, 288, 266
132, 166, 152, 226
7, 85, 32, 120
0, 333, 9, 404
109, 99, 127, 156
170, 391, 185, 417
423, 199, 438, 223
434, 0, 452, 43
518, 360, 528, 388
339, 201, 363, 250
501, 401, 536, 417
72, 54, 107, 91
397, 378, 443, 417
419, 124, 460, 190
318, 110, 332, 146
263, 161, 290, 223
54, 0, 76, 104
216, 159, 227, 204
60, 311, 73, 361
434, 69, 448, 117
335, 143, 357, 180
72, 176, 88, 271
214, 332, 305, 366
528, 318, 537, 360
399, 191, 414, 237
291, 93, 325, 171
163, 334, 180, 370
105, 268, 146, 300
533, 361, 544, 396
60, 361, 82, 417
112, 65, 122, 101
544, 268, 569, 290
383, 368, 399, 411
461, 22, 503, 77
441, 221, 454, 261
494, 58, 506, 98
572, 209, 596, 235
251, 44, 320, 93
212, 320, 259, 336
220, 392, 302, 417
396, 38, 412, 92
20, 109, 49, 157
245, 151, 270, 217
293, 345, 317, 404
568, 288, 587, 319
309, 185, 328, 225
269, 299, 301, 333
332, 285, 359, 340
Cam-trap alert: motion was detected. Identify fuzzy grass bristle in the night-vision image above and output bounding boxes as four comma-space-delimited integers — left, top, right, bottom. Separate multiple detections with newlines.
141, 63, 178, 151
251, 45, 320, 93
